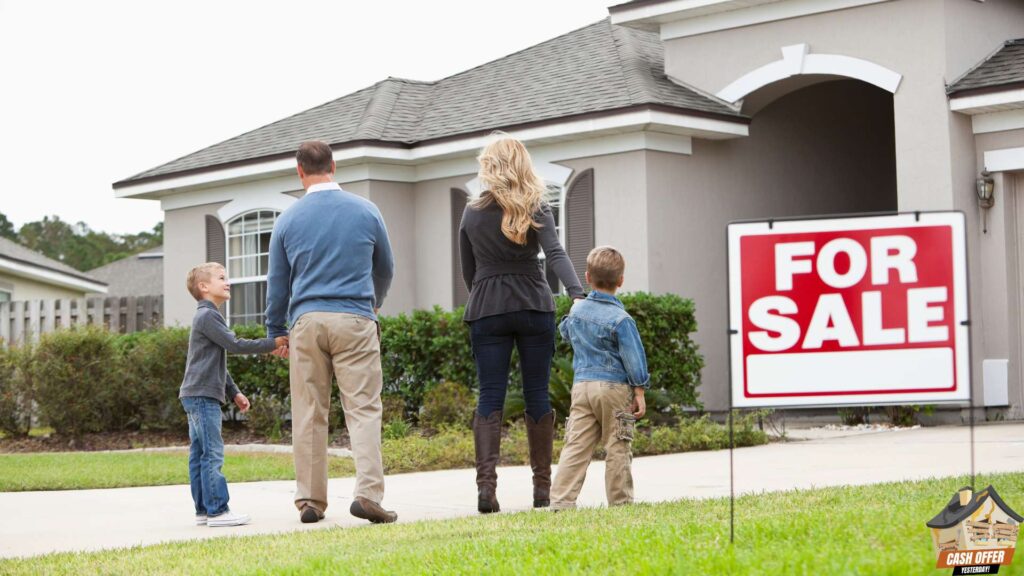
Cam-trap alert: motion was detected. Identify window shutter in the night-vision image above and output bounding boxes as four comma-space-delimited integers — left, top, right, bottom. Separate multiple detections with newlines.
205, 216, 226, 265
451, 188, 470, 308
565, 168, 594, 291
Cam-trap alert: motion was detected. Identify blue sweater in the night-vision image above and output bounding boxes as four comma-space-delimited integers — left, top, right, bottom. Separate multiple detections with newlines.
264, 186, 394, 338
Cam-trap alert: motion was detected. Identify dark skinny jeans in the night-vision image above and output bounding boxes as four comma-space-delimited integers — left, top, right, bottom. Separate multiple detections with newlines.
470, 310, 555, 422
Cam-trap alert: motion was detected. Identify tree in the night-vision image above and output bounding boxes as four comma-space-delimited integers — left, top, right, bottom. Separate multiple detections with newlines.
0, 212, 16, 241
16, 216, 164, 272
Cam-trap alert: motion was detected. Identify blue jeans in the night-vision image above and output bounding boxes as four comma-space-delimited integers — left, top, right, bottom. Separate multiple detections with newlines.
181, 396, 230, 516
470, 310, 555, 421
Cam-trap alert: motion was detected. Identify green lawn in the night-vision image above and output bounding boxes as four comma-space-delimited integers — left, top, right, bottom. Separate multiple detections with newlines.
4, 473, 1022, 575
0, 452, 355, 491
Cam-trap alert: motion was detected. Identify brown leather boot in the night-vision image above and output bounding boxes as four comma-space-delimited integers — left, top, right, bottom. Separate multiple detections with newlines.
472, 410, 502, 514
525, 410, 555, 508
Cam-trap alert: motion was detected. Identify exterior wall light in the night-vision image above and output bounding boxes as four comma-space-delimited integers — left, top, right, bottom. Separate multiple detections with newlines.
976, 170, 995, 234
977, 170, 995, 209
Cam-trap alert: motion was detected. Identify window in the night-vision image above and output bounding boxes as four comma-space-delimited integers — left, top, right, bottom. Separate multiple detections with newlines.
539, 183, 566, 295
225, 210, 279, 326
0, 289, 9, 303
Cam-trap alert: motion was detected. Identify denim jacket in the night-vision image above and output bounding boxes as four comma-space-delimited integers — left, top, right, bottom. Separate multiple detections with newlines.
559, 291, 650, 388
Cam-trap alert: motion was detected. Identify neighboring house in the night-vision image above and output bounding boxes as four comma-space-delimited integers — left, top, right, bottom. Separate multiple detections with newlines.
928, 485, 1021, 555
112, 0, 1024, 415
0, 236, 107, 300
87, 246, 163, 297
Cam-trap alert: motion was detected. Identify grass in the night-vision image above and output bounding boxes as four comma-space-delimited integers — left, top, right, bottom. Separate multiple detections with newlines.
0, 452, 355, 491
3, 472, 1022, 575
0, 417, 769, 491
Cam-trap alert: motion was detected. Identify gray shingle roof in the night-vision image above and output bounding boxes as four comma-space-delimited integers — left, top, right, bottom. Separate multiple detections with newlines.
0, 237, 105, 285
117, 19, 743, 185
87, 246, 162, 297
948, 39, 1024, 95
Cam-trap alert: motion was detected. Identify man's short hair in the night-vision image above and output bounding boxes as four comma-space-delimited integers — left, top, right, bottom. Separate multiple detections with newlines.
296, 141, 334, 175
587, 246, 625, 290
186, 263, 223, 301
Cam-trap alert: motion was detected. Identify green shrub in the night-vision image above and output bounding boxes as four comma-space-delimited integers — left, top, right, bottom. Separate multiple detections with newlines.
381, 394, 406, 425
382, 419, 412, 440
838, 407, 871, 426
227, 324, 290, 402
884, 405, 933, 427
419, 381, 475, 430
379, 307, 476, 412
0, 345, 33, 437
246, 393, 289, 441
118, 328, 190, 432
32, 326, 128, 436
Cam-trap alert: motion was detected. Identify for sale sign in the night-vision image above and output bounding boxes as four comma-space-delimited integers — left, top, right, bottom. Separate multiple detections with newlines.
728, 212, 969, 408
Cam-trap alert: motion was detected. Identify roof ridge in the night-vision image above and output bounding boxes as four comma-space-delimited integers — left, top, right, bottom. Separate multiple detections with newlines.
431, 18, 611, 84
609, 21, 660, 104
355, 80, 403, 139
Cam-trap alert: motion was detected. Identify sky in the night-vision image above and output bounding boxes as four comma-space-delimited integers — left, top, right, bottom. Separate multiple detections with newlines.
0, 0, 615, 236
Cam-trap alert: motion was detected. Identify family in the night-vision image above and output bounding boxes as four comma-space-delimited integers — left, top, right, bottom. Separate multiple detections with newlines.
178, 136, 650, 528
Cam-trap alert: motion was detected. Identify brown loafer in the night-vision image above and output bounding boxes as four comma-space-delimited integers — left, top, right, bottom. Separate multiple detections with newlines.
300, 505, 323, 524
350, 497, 397, 524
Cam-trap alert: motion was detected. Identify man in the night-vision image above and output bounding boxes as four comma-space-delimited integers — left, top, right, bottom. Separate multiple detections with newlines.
265, 140, 397, 524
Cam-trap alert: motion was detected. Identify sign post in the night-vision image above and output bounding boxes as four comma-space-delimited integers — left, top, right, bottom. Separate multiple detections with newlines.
726, 211, 971, 541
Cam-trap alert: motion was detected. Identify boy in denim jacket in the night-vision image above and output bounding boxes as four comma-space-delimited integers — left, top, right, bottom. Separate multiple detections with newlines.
550, 246, 649, 510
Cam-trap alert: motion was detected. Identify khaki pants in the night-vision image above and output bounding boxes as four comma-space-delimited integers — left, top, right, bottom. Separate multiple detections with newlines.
550, 381, 635, 510
290, 312, 384, 513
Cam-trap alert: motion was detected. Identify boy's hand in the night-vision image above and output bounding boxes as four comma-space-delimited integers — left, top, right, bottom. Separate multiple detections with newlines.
271, 336, 289, 358
234, 393, 251, 413
631, 389, 646, 419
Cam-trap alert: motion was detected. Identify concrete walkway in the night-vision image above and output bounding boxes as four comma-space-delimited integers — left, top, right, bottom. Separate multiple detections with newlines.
2, 423, 1022, 559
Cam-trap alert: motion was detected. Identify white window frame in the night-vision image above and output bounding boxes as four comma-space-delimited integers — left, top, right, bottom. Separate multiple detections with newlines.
224, 209, 280, 326
0, 287, 10, 303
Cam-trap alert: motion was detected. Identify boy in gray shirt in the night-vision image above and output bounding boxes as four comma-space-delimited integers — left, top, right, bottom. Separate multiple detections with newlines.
180, 262, 287, 527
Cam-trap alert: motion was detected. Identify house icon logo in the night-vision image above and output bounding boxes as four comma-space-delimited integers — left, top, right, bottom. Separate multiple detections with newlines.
927, 486, 1021, 574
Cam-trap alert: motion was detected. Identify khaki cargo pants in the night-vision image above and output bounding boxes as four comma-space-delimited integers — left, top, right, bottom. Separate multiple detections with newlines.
550, 381, 636, 510
290, 312, 385, 513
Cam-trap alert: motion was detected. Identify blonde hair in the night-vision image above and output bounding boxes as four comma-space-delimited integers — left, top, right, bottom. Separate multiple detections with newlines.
587, 246, 625, 291
471, 134, 545, 245
186, 262, 224, 301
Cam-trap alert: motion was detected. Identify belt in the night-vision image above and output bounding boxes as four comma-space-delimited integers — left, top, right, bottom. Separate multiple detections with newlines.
473, 260, 543, 283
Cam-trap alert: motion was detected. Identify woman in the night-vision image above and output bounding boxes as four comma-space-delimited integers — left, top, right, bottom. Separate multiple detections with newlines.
460, 135, 585, 513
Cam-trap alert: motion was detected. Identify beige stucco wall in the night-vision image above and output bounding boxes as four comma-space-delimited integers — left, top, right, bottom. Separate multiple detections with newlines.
413, 174, 474, 310
642, 80, 897, 411
559, 150, 649, 293
660, 0, 1017, 215
363, 180, 416, 315
163, 201, 227, 327
0, 272, 87, 300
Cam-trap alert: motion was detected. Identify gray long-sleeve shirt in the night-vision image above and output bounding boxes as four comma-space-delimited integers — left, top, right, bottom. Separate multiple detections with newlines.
460, 197, 584, 322
179, 300, 276, 403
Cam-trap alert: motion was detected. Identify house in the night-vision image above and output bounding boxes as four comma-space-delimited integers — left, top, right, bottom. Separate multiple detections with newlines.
87, 246, 163, 297
0, 236, 107, 301
111, 0, 1024, 415
928, 485, 1021, 556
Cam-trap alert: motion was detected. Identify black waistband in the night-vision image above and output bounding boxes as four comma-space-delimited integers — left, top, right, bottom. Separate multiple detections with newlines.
473, 260, 543, 283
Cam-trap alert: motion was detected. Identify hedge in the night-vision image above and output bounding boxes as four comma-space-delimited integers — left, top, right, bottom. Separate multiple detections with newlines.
0, 292, 703, 436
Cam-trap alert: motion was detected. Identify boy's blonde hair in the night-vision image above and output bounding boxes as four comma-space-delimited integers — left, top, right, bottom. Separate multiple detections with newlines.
186, 263, 224, 301
587, 246, 625, 291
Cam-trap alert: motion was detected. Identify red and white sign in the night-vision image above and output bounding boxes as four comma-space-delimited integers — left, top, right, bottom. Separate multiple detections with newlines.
728, 212, 969, 408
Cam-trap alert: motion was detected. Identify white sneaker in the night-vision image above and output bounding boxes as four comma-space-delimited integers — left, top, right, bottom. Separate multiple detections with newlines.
206, 510, 251, 527
195, 514, 208, 526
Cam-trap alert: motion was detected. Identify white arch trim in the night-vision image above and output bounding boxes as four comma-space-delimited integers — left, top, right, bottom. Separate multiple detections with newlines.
716, 44, 903, 104
216, 189, 297, 223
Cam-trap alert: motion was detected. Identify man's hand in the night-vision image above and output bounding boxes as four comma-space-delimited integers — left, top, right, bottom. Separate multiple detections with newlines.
234, 393, 251, 413
631, 389, 646, 419
270, 335, 289, 359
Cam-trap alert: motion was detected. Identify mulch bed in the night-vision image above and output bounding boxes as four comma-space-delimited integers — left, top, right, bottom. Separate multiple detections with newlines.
0, 425, 354, 453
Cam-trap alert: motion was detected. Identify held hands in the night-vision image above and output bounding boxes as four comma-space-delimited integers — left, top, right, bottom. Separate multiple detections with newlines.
631, 389, 646, 419
271, 335, 289, 359
234, 392, 251, 413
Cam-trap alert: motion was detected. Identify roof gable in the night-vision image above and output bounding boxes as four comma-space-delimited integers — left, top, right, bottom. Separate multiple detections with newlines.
0, 236, 104, 286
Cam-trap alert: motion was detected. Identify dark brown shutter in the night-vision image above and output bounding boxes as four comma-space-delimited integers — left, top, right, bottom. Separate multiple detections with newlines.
205, 216, 226, 265
451, 188, 470, 308
565, 168, 594, 291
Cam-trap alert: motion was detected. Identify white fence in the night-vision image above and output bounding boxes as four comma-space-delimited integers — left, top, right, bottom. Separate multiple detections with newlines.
0, 296, 163, 346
